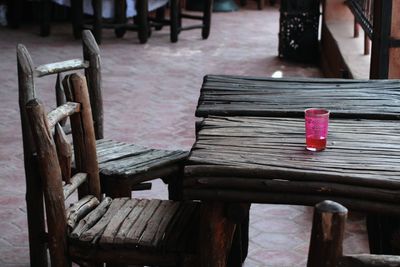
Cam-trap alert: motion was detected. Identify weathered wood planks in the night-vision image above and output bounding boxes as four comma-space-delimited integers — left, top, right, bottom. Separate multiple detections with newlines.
196, 74, 400, 119
185, 116, 400, 214
95, 139, 189, 181
69, 198, 199, 252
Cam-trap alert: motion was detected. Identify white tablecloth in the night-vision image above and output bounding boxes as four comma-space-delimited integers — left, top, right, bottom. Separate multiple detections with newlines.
52, 0, 168, 18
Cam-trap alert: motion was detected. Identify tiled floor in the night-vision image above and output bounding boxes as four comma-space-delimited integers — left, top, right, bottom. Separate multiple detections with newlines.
0, 2, 368, 266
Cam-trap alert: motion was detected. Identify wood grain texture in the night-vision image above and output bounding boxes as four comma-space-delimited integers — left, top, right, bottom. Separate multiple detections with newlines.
26, 99, 70, 267
54, 123, 72, 183
307, 200, 347, 267
96, 139, 188, 179
185, 116, 400, 213
63, 74, 101, 200
196, 74, 400, 119
35, 59, 89, 77
70, 198, 200, 253
63, 172, 87, 200
47, 102, 80, 130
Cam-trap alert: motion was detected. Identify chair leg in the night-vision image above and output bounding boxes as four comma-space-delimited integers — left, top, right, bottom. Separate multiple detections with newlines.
257, 0, 264, 10
26, 169, 49, 267
202, 0, 212, 39
136, 0, 149, 44
170, 0, 180, 43
114, 0, 127, 38
92, 0, 103, 44
167, 169, 184, 201
155, 6, 166, 30
40, 0, 51, 36
71, 0, 83, 39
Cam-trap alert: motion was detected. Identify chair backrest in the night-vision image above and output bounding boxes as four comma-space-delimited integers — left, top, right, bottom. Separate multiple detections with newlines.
17, 30, 102, 266
26, 73, 101, 266
308, 200, 400, 267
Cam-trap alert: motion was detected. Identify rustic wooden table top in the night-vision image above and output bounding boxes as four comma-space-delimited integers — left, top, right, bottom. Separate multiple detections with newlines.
196, 75, 400, 119
184, 116, 400, 215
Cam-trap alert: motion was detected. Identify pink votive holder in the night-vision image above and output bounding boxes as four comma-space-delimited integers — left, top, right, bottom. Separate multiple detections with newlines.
305, 108, 330, 151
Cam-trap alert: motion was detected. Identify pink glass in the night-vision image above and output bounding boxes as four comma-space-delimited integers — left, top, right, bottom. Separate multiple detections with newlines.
305, 108, 330, 151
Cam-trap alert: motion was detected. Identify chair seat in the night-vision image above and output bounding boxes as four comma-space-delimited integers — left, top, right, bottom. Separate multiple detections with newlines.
96, 139, 189, 181
69, 198, 200, 253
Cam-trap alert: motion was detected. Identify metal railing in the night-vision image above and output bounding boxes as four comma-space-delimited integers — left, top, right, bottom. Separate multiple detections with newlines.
346, 0, 374, 55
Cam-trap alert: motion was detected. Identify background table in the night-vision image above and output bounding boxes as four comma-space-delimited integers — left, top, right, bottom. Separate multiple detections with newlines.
196, 74, 400, 119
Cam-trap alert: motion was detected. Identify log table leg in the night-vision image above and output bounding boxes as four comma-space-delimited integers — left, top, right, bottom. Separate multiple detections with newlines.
198, 202, 236, 267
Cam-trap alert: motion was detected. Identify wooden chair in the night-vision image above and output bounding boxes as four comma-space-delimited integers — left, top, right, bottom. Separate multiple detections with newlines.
150, 0, 213, 43
18, 30, 188, 266
71, 0, 151, 44
24, 72, 205, 266
308, 200, 400, 267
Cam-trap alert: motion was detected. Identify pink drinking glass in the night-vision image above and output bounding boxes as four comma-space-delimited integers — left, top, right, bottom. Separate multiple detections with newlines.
305, 108, 330, 151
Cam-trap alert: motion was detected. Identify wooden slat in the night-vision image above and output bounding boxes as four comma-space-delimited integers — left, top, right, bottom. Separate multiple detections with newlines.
183, 177, 400, 203
113, 199, 150, 245
139, 201, 180, 248
184, 188, 400, 215
338, 254, 400, 266
80, 198, 129, 243
196, 74, 400, 119
163, 202, 199, 252
124, 199, 162, 245
94, 139, 188, 178
66, 195, 99, 229
99, 199, 139, 247
100, 150, 187, 176
63, 173, 88, 200
47, 102, 80, 130
35, 59, 89, 77
71, 197, 112, 239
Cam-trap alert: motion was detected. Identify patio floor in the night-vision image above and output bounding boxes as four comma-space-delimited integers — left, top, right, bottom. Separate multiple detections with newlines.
0, 2, 368, 266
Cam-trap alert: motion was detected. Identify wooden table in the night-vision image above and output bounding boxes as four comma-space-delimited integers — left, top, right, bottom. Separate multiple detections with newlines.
185, 116, 400, 265
186, 116, 400, 214
196, 75, 400, 119
188, 74, 400, 265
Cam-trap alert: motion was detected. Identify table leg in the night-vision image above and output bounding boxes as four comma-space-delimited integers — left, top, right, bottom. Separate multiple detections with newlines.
198, 202, 236, 267
367, 214, 400, 254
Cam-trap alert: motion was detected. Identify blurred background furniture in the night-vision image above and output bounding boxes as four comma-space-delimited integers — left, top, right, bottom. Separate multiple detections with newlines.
279, 0, 320, 62
7, 0, 213, 43
151, 0, 213, 42
17, 30, 188, 266
63, 0, 169, 44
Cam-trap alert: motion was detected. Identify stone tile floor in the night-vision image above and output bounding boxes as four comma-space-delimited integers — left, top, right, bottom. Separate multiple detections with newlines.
0, 2, 369, 266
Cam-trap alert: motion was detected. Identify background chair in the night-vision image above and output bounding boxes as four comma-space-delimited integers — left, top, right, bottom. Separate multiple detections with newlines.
71, 0, 152, 44
150, 0, 213, 43
17, 30, 188, 266
25, 72, 204, 266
